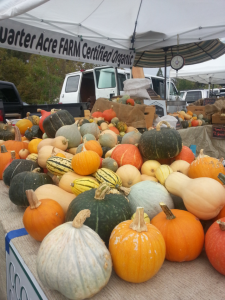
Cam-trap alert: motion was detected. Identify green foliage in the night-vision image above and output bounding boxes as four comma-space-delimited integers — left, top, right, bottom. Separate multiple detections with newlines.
0, 49, 95, 104
156, 67, 163, 77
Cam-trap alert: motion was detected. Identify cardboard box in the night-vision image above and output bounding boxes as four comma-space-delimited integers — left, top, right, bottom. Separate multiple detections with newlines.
187, 106, 206, 117
212, 109, 225, 124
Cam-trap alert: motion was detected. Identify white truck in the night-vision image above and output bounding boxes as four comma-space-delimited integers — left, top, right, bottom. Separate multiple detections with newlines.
59, 66, 182, 111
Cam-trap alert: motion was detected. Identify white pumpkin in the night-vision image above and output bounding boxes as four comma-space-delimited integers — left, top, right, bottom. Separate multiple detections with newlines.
37, 210, 112, 300
116, 165, 141, 188
127, 181, 174, 219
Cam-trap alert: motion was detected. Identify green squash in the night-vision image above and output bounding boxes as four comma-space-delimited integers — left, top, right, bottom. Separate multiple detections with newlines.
78, 119, 90, 126
9, 168, 53, 206
122, 130, 142, 145
102, 158, 118, 172
111, 117, 119, 126
76, 143, 83, 154
0, 123, 15, 141
181, 120, 189, 129
82, 133, 96, 141
198, 114, 204, 120
117, 135, 122, 144
80, 123, 100, 139
65, 183, 131, 246
138, 121, 182, 160
3, 159, 39, 186
102, 146, 111, 158
56, 123, 81, 148
43, 110, 75, 138
25, 125, 42, 140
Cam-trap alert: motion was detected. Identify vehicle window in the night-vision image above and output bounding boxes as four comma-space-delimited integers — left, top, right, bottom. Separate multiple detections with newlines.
117, 73, 126, 92
167, 82, 178, 95
126, 73, 130, 79
0, 84, 19, 103
180, 92, 185, 98
95, 68, 116, 89
185, 91, 202, 102
65, 76, 80, 93
151, 77, 164, 98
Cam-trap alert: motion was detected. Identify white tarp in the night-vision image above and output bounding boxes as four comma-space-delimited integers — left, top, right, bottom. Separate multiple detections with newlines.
170, 55, 225, 84
0, 0, 225, 65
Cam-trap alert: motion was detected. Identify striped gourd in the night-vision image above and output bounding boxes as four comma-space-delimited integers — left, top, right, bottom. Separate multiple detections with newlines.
46, 157, 73, 175
94, 168, 122, 188
26, 153, 38, 162
70, 178, 99, 195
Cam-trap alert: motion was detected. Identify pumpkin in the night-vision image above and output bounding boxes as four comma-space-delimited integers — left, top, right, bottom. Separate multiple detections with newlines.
109, 126, 120, 135
188, 149, 225, 183
155, 165, 173, 185
54, 152, 66, 158
141, 160, 161, 177
35, 184, 75, 214
25, 125, 42, 140
70, 178, 99, 195
38, 145, 73, 168
0, 146, 19, 179
9, 168, 53, 207
80, 122, 100, 139
127, 180, 174, 219
173, 145, 195, 163
82, 139, 103, 157
178, 114, 184, 120
23, 190, 65, 241
140, 174, 158, 182
165, 172, 225, 220
15, 119, 33, 135
131, 211, 150, 223
126, 98, 135, 106
37, 109, 52, 132
37, 209, 112, 300
117, 121, 127, 133
122, 130, 142, 146
151, 203, 204, 262
3, 126, 28, 152
102, 105, 117, 122
82, 133, 96, 141
19, 148, 30, 159
102, 157, 118, 172
99, 129, 117, 144
138, 121, 182, 160
71, 150, 100, 175
3, 159, 39, 186
25, 112, 40, 125
111, 144, 143, 169
170, 160, 190, 175
187, 111, 193, 116
37, 137, 69, 152
181, 120, 189, 128
205, 218, 225, 275
116, 165, 141, 188
109, 207, 165, 283
28, 138, 42, 154
92, 109, 104, 118
55, 123, 81, 148
0, 123, 15, 141
66, 183, 131, 246
99, 133, 116, 149
191, 119, 199, 127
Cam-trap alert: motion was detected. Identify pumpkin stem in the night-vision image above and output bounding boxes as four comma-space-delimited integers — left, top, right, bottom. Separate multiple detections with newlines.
70, 183, 74, 187
72, 209, 91, 228
10, 151, 16, 160
219, 157, 224, 163
160, 202, 176, 220
116, 185, 131, 196
1, 145, 8, 153
218, 173, 225, 185
25, 190, 41, 209
130, 207, 148, 232
197, 149, 205, 159
217, 220, 225, 231
51, 175, 60, 186
14, 126, 22, 141
32, 168, 41, 173
26, 112, 31, 117
94, 183, 111, 200
62, 138, 68, 145
156, 121, 171, 131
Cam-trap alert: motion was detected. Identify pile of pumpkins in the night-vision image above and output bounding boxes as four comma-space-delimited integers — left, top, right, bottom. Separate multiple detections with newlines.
168, 110, 211, 128
0, 106, 225, 300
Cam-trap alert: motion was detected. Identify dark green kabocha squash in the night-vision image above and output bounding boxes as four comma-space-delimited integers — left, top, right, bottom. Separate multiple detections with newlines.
138, 121, 182, 160
3, 159, 39, 186
102, 146, 111, 158
9, 168, 53, 206
181, 120, 189, 129
43, 110, 75, 138
25, 125, 42, 140
0, 123, 15, 141
66, 183, 132, 247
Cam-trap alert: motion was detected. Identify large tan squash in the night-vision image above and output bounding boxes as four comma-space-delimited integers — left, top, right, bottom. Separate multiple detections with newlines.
116, 164, 141, 188
37, 136, 68, 152
141, 160, 161, 177
140, 174, 158, 182
34, 184, 75, 214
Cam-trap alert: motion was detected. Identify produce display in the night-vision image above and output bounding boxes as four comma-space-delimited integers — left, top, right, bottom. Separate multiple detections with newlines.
0, 106, 225, 300
168, 110, 211, 128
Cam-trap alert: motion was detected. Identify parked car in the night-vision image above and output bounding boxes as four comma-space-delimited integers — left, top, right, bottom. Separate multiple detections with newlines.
181, 89, 209, 104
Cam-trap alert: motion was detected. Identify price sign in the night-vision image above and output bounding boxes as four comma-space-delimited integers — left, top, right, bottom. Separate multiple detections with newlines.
212, 125, 225, 139
203, 98, 216, 106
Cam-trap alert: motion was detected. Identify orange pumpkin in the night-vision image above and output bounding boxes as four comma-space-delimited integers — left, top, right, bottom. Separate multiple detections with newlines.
178, 114, 184, 120
15, 119, 33, 135
71, 150, 100, 175
23, 190, 65, 241
109, 207, 165, 283
102, 105, 117, 122
19, 148, 30, 159
187, 111, 193, 116
109, 126, 120, 135
191, 119, 199, 127
151, 203, 204, 262
188, 149, 225, 183
111, 144, 143, 169
82, 139, 103, 157
0, 146, 19, 179
28, 138, 42, 154
3, 126, 28, 152
173, 145, 195, 163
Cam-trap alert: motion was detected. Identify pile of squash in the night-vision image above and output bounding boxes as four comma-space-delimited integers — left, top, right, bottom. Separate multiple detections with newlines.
169, 110, 211, 128
0, 107, 225, 300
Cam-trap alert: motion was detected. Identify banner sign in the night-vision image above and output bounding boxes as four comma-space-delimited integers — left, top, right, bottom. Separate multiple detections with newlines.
0, 19, 135, 68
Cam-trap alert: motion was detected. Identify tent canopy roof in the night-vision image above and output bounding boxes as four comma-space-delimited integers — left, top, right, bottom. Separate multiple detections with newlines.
170, 54, 225, 84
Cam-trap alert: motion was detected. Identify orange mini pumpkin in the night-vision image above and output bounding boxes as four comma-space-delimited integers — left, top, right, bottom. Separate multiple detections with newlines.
187, 111, 193, 116
188, 149, 225, 183
54, 153, 66, 158
15, 119, 33, 135
151, 203, 204, 262
28, 138, 42, 154
72, 150, 100, 175
23, 190, 65, 241
3, 126, 28, 152
109, 207, 165, 283
0, 146, 19, 179
82, 139, 103, 157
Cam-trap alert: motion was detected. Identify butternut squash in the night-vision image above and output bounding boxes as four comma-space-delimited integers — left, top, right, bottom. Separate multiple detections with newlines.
37, 136, 68, 152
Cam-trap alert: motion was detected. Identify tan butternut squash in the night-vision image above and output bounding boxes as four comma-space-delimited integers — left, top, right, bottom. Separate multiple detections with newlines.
170, 160, 190, 176
37, 136, 68, 152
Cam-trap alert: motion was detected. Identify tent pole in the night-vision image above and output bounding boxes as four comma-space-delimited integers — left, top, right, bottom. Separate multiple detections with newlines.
164, 51, 167, 100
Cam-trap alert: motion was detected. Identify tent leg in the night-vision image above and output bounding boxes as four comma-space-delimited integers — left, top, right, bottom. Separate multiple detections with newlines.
164, 53, 167, 100
208, 83, 210, 98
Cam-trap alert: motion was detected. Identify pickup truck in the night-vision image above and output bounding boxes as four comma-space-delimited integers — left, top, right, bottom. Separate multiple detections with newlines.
0, 80, 89, 122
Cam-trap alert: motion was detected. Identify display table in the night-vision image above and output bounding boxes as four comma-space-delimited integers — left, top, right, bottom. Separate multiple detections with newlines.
178, 125, 225, 158
0, 182, 225, 299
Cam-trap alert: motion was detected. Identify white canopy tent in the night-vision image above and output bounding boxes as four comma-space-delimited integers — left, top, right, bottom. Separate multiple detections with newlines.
170, 54, 225, 85
0, 0, 225, 59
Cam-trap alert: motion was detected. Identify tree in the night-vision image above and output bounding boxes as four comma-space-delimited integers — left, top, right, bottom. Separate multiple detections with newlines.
156, 68, 163, 77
